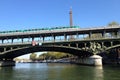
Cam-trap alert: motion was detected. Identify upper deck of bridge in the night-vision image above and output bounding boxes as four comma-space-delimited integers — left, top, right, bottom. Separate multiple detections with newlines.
0, 25, 120, 39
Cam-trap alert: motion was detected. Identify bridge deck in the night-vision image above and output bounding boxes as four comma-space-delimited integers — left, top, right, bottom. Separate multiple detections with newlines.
0, 26, 120, 39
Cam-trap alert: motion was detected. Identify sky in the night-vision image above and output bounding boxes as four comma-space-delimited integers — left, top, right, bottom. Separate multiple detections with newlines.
17, 52, 44, 59
0, 0, 120, 59
0, 0, 120, 31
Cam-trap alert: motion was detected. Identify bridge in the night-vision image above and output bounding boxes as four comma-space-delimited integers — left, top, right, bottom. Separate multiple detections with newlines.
0, 26, 120, 66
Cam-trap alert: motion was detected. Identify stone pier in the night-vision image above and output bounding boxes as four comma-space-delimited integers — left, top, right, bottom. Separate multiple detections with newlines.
0, 60, 15, 67
73, 55, 102, 66
117, 49, 120, 64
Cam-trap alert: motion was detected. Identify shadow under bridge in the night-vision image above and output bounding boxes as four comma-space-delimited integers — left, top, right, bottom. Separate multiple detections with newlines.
0, 45, 92, 59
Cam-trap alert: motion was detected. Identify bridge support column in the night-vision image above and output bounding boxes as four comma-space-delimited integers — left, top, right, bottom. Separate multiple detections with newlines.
89, 55, 102, 66
2, 39, 4, 44
117, 29, 120, 38
89, 31, 92, 39
102, 30, 106, 38
4, 48, 6, 52
12, 39, 13, 43
53, 35, 55, 42
64, 34, 67, 41
21, 38, 23, 43
43, 37, 45, 42
0, 60, 15, 67
117, 49, 120, 64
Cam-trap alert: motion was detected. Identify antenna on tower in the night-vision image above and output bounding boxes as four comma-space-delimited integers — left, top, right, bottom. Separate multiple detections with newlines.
69, 7, 73, 27
69, 7, 74, 40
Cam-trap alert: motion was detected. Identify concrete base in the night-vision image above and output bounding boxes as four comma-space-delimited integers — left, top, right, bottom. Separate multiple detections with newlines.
73, 55, 102, 66
0, 60, 15, 67
89, 55, 102, 66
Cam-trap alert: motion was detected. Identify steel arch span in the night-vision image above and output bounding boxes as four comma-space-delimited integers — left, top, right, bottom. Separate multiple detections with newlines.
106, 44, 120, 51
0, 45, 92, 59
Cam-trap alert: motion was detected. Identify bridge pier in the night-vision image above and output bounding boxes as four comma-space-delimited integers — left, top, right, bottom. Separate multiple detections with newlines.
0, 60, 15, 67
74, 55, 102, 66
118, 49, 120, 64
89, 55, 102, 66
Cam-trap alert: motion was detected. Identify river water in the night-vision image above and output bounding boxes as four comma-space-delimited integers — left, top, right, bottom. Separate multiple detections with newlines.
0, 63, 120, 80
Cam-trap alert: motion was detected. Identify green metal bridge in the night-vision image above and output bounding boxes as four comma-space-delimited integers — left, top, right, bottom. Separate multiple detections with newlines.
0, 26, 120, 61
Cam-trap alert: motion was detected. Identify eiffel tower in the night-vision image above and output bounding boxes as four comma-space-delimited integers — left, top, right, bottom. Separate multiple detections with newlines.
69, 7, 74, 40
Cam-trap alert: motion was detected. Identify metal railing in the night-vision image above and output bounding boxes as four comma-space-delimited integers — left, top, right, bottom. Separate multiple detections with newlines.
0, 36, 119, 47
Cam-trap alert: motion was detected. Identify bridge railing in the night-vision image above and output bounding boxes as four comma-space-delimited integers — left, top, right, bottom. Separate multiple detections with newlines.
0, 42, 32, 46
0, 36, 119, 47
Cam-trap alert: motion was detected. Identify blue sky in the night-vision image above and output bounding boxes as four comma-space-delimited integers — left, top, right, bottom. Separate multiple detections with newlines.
0, 0, 120, 31
0, 0, 120, 59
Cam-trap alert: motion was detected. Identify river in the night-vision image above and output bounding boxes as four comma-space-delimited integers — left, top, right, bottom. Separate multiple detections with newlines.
0, 63, 120, 80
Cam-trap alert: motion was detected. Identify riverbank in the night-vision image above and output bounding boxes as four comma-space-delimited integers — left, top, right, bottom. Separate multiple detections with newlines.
14, 57, 120, 65
15, 58, 71, 63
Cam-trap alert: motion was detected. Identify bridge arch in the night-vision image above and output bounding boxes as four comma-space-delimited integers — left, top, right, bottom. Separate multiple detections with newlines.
105, 44, 120, 51
0, 45, 92, 59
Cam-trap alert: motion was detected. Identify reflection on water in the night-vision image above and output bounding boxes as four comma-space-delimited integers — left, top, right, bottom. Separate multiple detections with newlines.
0, 67, 14, 80
93, 66, 103, 80
0, 63, 120, 80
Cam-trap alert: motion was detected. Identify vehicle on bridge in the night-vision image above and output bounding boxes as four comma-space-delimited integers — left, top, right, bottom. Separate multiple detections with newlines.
32, 41, 39, 46
0, 26, 79, 34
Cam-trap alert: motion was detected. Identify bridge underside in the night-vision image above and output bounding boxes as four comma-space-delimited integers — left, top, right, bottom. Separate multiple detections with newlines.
0, 44, 120, 60
0, 45, 92, 60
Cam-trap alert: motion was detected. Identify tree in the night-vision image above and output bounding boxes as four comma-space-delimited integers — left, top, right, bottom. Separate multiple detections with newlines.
38, 51, 73, 60
108, 21, 119, 26
37, 53, 46, 60
30, 53, 37, 61
108, 21, 119, 37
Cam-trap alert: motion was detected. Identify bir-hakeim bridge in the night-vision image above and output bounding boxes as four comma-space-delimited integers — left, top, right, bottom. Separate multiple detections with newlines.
0, 25, 120, 66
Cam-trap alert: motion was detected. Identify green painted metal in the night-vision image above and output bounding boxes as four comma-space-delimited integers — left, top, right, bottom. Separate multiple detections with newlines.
0, 26, 79, 34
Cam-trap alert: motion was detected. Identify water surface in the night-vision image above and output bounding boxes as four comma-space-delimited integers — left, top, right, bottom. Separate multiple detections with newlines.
0, 63, 120, 80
